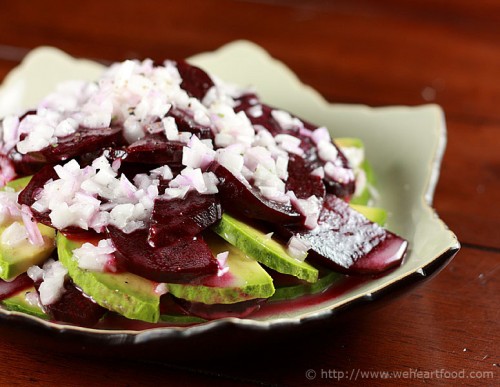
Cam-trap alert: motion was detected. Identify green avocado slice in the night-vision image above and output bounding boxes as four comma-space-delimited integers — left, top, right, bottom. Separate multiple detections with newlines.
57, 234, 161, 323
159, 314, 206, 324
0, 223, 56, 281
270, 271, 342, 302
167, 233, 275, 304
212, 214, 318, 283
0, 176, 56, 281
1, 286, 49, 319
4, 175, 33, 191
349, 204, 387, 226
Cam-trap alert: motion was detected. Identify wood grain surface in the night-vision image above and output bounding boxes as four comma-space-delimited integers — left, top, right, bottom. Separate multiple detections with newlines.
0, 1, 498, 386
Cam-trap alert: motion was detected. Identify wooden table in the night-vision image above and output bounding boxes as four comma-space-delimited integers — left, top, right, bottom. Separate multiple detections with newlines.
0, 1, 498, 386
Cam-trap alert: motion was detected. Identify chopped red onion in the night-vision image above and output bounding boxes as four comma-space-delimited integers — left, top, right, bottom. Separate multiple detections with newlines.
182, 135, 215, 169
324, 162, 355, 184
73, 239, 117, 272
0, 156, 16, 187
287, 191, 321, 230
311, 127, 331, 145
216, 251, 230, 277
1, 115, 20, 153
1, 221, 29, 247
20, 205, 44, 246
154, 283, 169, 296
287, 235, 311, 261
31, 259, 68, 306
271, 109, 303, 130
317, 141, 338, 162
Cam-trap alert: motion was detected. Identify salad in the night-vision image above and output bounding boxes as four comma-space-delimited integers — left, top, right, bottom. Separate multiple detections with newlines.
0, 58, 407, 327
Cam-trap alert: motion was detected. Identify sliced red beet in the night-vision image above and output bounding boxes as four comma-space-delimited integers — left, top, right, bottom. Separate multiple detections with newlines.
209, 162, 303, 225
0, 273, 33, 301
173, 297, 266, 320
235, 94, 355, 199
121, 133, 184, 165
278, 194, 407, 274
107, 226, 218, 283
349, 233, 408, 274
148, 192, 222, 247
22, 126, 125, 164
17, 164, 57, 207
34, 279, 106, 327
16, 165, 83, 233
285, 154, 326, 199
5, 149, 46, 176
168, 108, 213, 140
17, 164, 57, 226
176, 60, 215, 100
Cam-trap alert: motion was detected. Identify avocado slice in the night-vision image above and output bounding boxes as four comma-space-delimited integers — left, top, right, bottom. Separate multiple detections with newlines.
2, 286, 49, 319
159, 314, 206, 324
0, 176, 56, 281
212, 213, 318, 283
3, 175, 33, 191
270, 271, 342, 302
57, 233, 161, 323
349, 204, 387, 226
335, 137, 376, 205
167, 233, 275, 304
0, 223, 56, 281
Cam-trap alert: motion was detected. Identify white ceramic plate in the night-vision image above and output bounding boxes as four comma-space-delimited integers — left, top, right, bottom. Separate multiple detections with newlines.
0, 41, 460, 343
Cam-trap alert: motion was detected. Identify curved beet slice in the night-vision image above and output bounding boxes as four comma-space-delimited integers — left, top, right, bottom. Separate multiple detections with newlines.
5, 149, 46, 176
285, 154, 326, 199
278, 194, 407, 274
17, 164, 57, 226
348, 233, 408, 274
24, 126, 125, 164
107, 226, 218, 283
235, 94, 355, 199
0, 273, 33, 301
34, 279, 106, 327
121, 133, 184, 165
148, 192, 222, 247
168, 108, 213, 140
176, 60, 215, 100
209, 162, 303, 225
174, 297, 266, 320
17, 165, 83, 233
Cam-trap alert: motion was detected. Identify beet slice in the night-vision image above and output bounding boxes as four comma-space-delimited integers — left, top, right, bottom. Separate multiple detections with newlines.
168, 108, 213, 140
148, 192, 222, 247
107, 226, 218, 283
0, 273, 33, 301
173, 297, 266, 320
176, 60, 215, 100
285, 154, 326, 199
34, 279, 106, 327
348, 233, 408, 273
17, 164, 57, 227
22, 126, 125, 164
3, 149, 46, 178
17, 165, 83, 233
235, 94, 355, 199
209, 162, 303, 225
278, 194, 407, 274
121, 133, 184, 165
